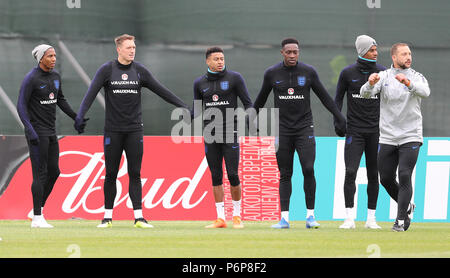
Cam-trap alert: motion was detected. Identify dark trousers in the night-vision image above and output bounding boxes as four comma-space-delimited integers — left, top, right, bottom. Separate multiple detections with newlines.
378, 142, 420, 220
103, 130, 143, 210
27, 135, 60, 215
204, 140, 240, 186
343, 132, 379, 209
275, 130, 316, 211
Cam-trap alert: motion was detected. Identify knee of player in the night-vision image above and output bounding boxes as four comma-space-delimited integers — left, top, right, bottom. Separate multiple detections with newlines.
344, 168, 358, 179
127, 170, 141, 180
398, 169, 413, 184
105, 173, 119, 181
228, 174, 240, 186
211, 172, 223, 186
279, 170, 293, 181
379, 174, 395, 185
301, 166, 315, 177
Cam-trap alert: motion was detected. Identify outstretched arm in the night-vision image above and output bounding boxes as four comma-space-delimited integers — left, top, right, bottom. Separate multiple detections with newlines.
139, 64, 188, 109
74, 63, 109, 133
253, 70, 273, 112
234, 73, 253, 110
76, 64, 109, 120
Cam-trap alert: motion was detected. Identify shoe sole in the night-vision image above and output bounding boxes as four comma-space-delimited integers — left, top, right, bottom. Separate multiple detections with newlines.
271, 224, 289, 229
339, 226, 355, 229
134, 224, 153, 228
205, 225, 227, 228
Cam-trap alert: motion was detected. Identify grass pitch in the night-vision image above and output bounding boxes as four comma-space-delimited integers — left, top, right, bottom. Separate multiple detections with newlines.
0, 220, 449, 258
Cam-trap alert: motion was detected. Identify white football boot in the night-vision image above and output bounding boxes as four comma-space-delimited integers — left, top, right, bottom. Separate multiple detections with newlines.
339, 218, 356, 229
365, 218, 381, 229
31, 215, 53, 228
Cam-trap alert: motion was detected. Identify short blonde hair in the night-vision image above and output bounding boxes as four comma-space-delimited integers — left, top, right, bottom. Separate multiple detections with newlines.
114, 34, 135, 47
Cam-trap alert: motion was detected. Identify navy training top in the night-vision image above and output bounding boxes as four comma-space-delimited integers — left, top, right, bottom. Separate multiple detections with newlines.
254, 61, 346, 136
76, 60, 188, 132
193, 69, 253, 139
17, 66, 77, 139
334, 58, 386, 133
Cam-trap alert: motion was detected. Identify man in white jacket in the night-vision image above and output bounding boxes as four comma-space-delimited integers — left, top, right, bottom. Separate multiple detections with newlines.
360, 43, 430, 232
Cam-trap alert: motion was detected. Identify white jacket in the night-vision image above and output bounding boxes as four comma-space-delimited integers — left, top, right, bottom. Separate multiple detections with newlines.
360, 66, 430, 146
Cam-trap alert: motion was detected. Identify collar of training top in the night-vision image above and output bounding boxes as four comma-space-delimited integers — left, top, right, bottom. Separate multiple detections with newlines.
206, 68, 227, 81
115, 59, 134, 69
356, 57, 378, 73
282, 60, 299, 70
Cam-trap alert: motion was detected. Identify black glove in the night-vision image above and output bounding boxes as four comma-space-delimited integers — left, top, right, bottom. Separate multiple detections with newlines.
28, 129, 39, 145
335, 125, 346, 137
74, 117, 89, 134
30, 138, 39, 145
334, 116, 347, 137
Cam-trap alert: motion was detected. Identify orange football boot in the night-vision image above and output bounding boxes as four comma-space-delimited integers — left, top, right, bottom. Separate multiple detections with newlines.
205, 218, 227, 228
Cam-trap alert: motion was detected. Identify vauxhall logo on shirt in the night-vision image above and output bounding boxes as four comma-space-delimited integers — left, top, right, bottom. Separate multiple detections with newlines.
40, 92, 57, 105
205, 94, 230, 107
279, 88, 305, 100
39, 80, 58, 105
111, 72, 139, 94
278, 76, 305, 100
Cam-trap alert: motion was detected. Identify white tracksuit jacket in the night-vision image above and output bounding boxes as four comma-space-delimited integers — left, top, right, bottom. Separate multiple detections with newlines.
360, 66, 430, 146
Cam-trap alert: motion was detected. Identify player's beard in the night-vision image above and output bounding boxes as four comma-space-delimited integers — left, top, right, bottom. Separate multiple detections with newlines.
398, 60, 411, 69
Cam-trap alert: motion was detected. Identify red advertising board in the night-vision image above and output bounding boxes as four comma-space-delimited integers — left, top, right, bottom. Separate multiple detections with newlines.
0, 136, 279, 221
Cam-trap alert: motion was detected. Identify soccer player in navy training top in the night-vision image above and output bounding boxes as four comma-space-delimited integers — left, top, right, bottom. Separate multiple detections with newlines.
334, 35, 386, 229
75, 34, 189, 228
17, 44, 80, 228
192, 47, 253, 229
254, 38, 347, 229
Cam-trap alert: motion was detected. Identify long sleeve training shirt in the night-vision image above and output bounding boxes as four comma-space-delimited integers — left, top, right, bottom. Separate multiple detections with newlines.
254, 61, 345, 136
193, 69, 253, 138
77, 60, 188, 132
360, 66, 430, 145
334, 58, 386, 133
17, 66, 76, 139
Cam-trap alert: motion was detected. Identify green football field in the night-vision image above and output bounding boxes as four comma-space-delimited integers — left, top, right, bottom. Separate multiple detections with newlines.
0, 220, 449, 258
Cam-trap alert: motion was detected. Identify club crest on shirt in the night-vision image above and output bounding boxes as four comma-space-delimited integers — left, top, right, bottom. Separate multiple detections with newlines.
220, 81, 229, 90
298, 76, 306, 86
287, 88, 294, 95
212, 94, 219, 101
122, 74, 128, 81
53, 79, 59, 90
49, 92, 55, 100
